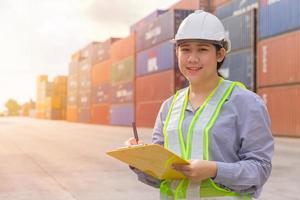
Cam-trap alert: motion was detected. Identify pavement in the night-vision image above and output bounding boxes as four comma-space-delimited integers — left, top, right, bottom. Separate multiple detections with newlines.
0, 117, 299, 200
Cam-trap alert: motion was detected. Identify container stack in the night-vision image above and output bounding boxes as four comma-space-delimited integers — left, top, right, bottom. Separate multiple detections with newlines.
67, 51, 80, 122
257, 0, 300, 137
134, 9, 194, 127
91, 38, 119, 124
216, 0, 258, 91
169, 0, 211, 10
109, 34, 135, 126
46, 76, 67, 120
36, 75, 51, 119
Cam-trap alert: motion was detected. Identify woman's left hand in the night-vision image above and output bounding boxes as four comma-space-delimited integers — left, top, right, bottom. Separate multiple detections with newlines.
172, 160, 217, 182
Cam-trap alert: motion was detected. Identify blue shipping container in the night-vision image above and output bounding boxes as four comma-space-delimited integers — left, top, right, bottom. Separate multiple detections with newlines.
259, 0, 300, 39
136, 41, 176, 76
78, 108, 90, 123
222, 10, 255, 52
136, 9, 193, 52
110, 104, 134, 126
93, 83, 111, 104
111, 81, 134, 104
219, 48, 255, 90
216, 0, 257, 19
130, 10, 167, 33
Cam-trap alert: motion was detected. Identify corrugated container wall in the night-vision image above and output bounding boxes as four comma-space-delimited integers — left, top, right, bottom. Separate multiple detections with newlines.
130, 10, 167, 33
212, 0, 231, 10
92, 59, 111, 86
169, 0, 211, 11
135, 9, 194, 52
110, 104, 134, 126
36, 75, 49, 119
258, 85, 300, 137
259, 0, 300, 39
215, 0, 258, 19
67, 55, 79, 122
220, 48, 255, 90
111, 57, 135, 84
219, 9, 256, 91
109, 33, 136, 126
257, 30, 300, 87
222, 10, 255, 52
136, 41, 176, 76
91, 38, 119, 125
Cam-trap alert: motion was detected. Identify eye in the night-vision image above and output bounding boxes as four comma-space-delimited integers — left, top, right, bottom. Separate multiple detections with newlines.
199, 48, 208, 51
180, 47, 190, 52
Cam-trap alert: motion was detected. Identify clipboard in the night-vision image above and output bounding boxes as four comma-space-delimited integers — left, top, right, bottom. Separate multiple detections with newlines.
106, 144, 189, 180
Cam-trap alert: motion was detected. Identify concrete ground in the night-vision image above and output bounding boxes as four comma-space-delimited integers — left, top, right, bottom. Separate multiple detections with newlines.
0, 117, 299, 200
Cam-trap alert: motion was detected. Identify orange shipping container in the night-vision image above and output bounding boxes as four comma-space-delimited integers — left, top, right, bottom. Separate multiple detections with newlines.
169, 0, 210, 11
136, 100, 163, 128
111, 33, 135, 62
257, 85, 300, 137
257, 30, 300, 87
211, 0, 231, 10
66, 106, 78, 122
91, 104, 110, 124
92, 59, 111, 86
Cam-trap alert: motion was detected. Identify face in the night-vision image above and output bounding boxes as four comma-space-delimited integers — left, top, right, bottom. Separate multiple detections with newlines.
176, 41, 225, 85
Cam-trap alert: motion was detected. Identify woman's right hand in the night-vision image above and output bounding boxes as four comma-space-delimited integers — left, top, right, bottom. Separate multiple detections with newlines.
124, 137, 144, 146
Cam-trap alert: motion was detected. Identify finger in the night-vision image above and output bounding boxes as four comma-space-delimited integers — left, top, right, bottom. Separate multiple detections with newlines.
172, 164, 191, 172
124, 137, 138, 146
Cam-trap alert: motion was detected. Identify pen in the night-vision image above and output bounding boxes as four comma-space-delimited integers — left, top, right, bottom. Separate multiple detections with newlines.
132, 122, 139, 144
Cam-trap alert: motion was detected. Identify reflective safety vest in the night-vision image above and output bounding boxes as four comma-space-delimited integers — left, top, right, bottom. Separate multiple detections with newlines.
160, 79, 251, 200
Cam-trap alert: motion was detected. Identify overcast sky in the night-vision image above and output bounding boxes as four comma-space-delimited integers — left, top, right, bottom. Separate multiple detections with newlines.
0, 0, 178, 111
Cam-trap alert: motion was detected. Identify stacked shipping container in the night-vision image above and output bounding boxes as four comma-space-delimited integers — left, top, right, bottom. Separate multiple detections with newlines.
257, 0, 300, 137
110, 34, 135, 126
91, 38, 119, 124
36, 75, 50, 119
216, 0, 257, 91
67, 51, 80, 122
45, 76, 67, 120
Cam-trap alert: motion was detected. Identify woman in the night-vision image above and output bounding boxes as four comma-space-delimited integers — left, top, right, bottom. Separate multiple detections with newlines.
126, 10, 274, 200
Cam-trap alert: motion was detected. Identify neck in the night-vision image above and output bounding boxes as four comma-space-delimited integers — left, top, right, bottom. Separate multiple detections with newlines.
189, 75, 221, 96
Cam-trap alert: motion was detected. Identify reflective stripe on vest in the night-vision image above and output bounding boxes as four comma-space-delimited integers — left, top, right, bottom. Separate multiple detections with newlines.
160, 79, 251, 200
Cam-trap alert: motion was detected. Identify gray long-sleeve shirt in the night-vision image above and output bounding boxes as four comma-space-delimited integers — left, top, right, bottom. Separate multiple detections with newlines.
132, 86, 274, 198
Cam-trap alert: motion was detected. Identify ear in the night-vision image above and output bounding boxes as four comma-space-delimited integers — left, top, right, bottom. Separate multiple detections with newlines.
217, 48, 226, 62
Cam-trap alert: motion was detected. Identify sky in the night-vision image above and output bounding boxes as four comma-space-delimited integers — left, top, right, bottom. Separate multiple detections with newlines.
0, 0, 178, 111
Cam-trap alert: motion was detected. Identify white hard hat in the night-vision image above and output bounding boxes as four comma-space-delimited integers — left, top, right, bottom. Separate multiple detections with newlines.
175, 10, 231, 53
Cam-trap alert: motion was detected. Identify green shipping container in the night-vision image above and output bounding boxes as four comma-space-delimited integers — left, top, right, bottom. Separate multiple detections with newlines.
111, 56, 134, 83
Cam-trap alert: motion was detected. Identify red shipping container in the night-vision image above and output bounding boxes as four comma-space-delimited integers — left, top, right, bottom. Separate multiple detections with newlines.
257, 30, 300, 87
92, 59, 111, 86
136, 100, 163, 128
91, 104, 110, 124
66, 106, 78, 122
169, 0, 210, 10
111, 33, 135, 62
136, 69, 187, 102
257, 85, 300, 137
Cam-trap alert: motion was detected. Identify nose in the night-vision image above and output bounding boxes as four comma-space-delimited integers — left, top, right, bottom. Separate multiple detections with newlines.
187, 52, 199, 63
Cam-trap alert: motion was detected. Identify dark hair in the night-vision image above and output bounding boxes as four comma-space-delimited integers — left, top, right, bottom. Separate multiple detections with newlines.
213, 44, 226, 77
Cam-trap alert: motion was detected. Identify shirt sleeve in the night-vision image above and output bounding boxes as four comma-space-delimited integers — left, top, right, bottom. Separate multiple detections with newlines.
213, 90, 274, 198
130, 97, 172, 188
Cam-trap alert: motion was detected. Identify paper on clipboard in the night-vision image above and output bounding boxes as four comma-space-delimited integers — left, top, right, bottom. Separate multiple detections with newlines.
106, 144, 189, 180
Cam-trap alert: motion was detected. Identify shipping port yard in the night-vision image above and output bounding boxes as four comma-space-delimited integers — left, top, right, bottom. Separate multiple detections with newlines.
1, 0, 300, 199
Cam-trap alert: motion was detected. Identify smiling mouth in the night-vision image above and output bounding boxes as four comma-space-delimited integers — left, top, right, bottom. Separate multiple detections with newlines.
186, 66, 203, 71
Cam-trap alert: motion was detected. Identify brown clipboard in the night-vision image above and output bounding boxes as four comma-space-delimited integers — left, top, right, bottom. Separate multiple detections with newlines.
106, 144, 189, 180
